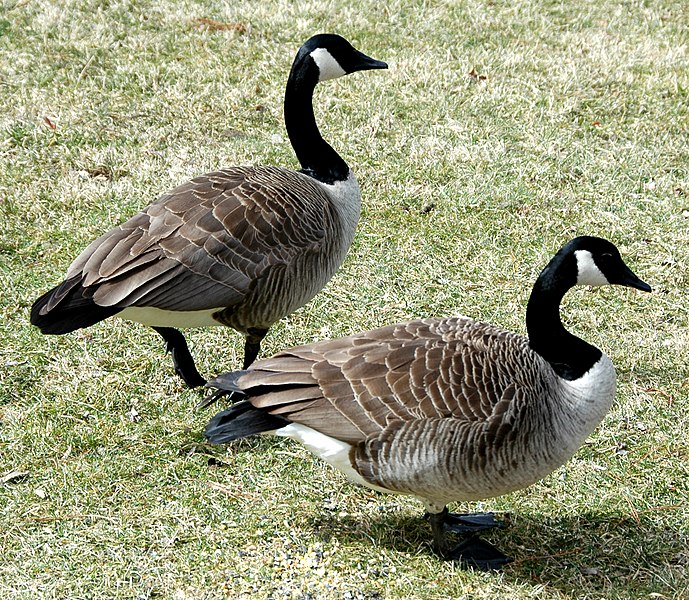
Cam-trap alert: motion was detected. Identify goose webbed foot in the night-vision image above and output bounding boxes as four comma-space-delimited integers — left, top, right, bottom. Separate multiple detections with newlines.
152, 327, 207, 389
442, 511, 506, 534
428, 507, 513, 570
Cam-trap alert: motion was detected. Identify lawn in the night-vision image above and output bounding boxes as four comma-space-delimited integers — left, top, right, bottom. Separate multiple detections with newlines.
1, 0, 688, 598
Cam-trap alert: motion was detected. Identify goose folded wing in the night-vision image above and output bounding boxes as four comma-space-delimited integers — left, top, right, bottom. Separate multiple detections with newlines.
61, 166, 332, 311
236, 317, 527, 445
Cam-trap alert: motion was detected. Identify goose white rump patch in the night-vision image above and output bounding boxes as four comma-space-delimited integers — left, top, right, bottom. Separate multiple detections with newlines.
274, 423, 390, 494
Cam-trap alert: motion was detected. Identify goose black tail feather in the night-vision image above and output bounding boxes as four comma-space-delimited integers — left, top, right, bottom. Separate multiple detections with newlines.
204, 401, 289, 444
31, 277, 122, 334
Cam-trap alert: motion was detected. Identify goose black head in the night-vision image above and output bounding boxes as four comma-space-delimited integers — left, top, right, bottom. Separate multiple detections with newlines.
527, 236, 651, 379
561, 236, 652, 292
294, 34, 388, 83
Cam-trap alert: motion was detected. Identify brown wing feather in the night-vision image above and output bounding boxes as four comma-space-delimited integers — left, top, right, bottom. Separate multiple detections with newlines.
65, 166, 331, 311
237, 317, 531, 444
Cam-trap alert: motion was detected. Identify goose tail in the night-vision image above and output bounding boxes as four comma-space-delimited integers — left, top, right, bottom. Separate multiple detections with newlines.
30, 276, 121, 334
204, 400, 287, 444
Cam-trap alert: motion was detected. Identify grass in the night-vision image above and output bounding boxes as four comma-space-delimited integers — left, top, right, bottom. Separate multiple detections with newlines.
1, 0, 688, 597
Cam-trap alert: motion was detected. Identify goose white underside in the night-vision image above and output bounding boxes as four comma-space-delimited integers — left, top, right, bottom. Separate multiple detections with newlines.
119, 306, 224, 328
272, 424, 459, 512
273, 423, 393, 495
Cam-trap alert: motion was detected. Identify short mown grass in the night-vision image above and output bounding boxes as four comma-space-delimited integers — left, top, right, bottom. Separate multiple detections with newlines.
1, 0, 688, 598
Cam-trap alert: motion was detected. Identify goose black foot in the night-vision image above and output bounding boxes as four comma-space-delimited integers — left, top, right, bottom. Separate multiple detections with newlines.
153, 327, 207, 388
243, 328, 269, 369
428, 507, 512, 571
442, 511, 506, 534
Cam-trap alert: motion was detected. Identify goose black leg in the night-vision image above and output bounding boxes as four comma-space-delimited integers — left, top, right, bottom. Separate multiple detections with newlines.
428, 507, 512, 570
243, 328, 269, 369
152, 327, 207, 388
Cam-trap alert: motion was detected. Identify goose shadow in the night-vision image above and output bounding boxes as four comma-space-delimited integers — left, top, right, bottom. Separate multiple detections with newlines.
308, 507, 688, 596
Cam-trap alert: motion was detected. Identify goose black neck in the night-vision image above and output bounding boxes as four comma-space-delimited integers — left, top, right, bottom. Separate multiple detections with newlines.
526, 262, 602, 381
284, 68, 350, 185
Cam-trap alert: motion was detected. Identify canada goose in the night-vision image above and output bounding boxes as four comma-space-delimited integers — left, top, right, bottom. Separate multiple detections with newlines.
203, 236, 651, 569
30, 34, 387, 388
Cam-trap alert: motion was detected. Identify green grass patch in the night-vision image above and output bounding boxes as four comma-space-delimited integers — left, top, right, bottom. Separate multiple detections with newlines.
1, 0, 688, 597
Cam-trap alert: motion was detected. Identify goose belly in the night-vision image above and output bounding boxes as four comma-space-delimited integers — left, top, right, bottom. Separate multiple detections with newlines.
231, 255, 346, 330
119, 306, 225, 328
274, 423, 394, 495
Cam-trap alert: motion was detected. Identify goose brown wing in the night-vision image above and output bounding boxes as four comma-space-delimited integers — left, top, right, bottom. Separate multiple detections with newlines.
238, 317, 531, 444
65, 166, 331, 310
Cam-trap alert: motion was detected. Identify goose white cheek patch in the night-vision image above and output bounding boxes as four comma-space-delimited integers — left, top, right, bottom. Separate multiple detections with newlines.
310, 48, 346, 81
575, 250, 610, 286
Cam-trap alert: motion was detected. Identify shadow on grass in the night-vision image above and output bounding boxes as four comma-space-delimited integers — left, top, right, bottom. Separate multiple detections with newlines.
310, 508, 688, 597
200, 439, 687, 595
